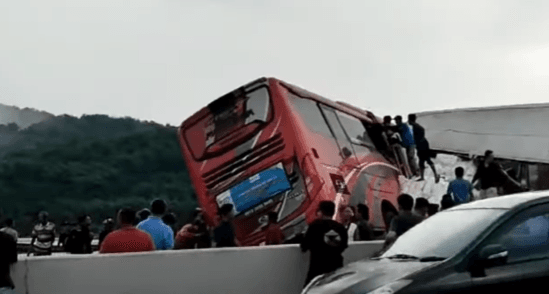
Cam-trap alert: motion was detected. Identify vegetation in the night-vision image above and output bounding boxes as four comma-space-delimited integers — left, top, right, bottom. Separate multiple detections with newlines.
0, 115, 196, 237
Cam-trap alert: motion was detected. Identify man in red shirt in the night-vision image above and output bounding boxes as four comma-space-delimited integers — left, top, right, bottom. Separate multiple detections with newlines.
100, 208, 155, 254
175, 210, 210, 250
264, 212, 284, 245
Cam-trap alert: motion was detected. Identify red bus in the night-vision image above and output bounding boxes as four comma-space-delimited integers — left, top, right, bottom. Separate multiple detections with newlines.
178, 77, 413, 245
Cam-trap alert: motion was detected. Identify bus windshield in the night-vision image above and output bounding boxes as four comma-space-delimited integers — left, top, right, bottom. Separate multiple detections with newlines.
184, 87, 271, 160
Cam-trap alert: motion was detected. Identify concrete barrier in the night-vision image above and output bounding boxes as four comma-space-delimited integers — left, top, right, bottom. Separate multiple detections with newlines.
11, 241, 383, 294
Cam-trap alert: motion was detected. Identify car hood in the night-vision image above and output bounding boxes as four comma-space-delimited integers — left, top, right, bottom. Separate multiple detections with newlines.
304, 258, 436, 294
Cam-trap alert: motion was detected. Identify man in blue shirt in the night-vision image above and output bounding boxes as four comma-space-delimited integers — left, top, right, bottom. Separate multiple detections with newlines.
137, 199, 174, 250
395, 115, 418, 175
409, 114, 440, 183
447, 167, 473, 204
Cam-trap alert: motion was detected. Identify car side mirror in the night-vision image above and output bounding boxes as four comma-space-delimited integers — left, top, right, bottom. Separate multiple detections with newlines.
479, 244, 508, 268
469, 244, 508, 277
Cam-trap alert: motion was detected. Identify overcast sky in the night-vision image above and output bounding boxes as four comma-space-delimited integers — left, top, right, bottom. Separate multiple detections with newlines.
1, 0, 549, 126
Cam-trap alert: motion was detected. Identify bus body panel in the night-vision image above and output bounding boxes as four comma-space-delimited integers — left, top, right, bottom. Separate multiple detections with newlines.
178, 77, 406, 246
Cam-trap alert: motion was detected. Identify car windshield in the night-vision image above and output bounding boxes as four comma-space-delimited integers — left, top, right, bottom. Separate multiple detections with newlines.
381, 209, 507, 260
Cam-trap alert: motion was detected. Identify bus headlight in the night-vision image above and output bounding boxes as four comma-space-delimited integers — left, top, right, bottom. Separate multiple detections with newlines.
368, 280, 413, 294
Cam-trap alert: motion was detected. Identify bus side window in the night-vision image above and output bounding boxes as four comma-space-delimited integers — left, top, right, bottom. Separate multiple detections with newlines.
288, 93, 333, 137
335, 111, 375, 149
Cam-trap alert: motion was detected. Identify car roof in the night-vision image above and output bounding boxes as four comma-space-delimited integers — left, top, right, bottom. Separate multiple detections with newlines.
447, 190, 549, 210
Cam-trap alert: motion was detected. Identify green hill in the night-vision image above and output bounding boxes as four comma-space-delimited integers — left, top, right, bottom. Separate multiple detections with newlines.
0, 103, 54, 129
0, 115, 196, 237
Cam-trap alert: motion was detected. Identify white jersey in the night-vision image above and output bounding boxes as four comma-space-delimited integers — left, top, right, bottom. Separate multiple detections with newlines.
346, 223, 357, 242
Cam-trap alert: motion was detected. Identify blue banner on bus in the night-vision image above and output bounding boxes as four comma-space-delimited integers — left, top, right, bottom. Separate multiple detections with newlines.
216, 163, 292, 215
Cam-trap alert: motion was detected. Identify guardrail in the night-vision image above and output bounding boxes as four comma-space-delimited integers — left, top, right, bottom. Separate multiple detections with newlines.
11, 241, 384, 294
17, 238, 100, 254
17, 238, 99, 245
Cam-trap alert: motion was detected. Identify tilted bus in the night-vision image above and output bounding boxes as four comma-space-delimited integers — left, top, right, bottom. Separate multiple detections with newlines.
177, 77, 414, 246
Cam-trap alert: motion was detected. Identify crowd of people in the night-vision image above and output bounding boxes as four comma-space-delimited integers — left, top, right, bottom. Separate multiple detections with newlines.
299, 145, 531, 289
382, 114, 440, 183
0, 112, 532, 293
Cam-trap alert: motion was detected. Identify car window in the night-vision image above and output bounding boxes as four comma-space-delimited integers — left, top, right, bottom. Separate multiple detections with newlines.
483, 205, 549, 264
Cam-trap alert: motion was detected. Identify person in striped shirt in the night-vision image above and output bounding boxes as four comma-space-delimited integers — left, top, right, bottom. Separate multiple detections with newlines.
30, 211, 56, 256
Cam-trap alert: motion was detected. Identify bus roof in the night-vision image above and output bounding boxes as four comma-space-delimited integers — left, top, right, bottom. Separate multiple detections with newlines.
180, 77, 379, 130
272, 78, 376, 124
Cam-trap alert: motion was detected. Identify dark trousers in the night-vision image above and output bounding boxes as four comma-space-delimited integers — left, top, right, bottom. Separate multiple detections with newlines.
303, 259, 343, 288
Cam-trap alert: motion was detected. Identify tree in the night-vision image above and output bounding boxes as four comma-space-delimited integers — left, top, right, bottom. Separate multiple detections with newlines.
0, 115, 195, 236
7, 123, 19, 132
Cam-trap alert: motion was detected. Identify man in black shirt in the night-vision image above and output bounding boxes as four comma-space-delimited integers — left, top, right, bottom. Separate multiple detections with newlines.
98, 218, 115, 250
0, 231, 17, 292
440, 194, 455, 211
408, 114, 440, 183
213, 204, 240, 248
427, 203, 439, 217
192, 209, 212, 249
413, 197, 429, 218
383, 194, 423, 250
65, 215, 94, 254
301, 201, 348, 288
355, 204, 374, 241
472, 150, 524, 199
